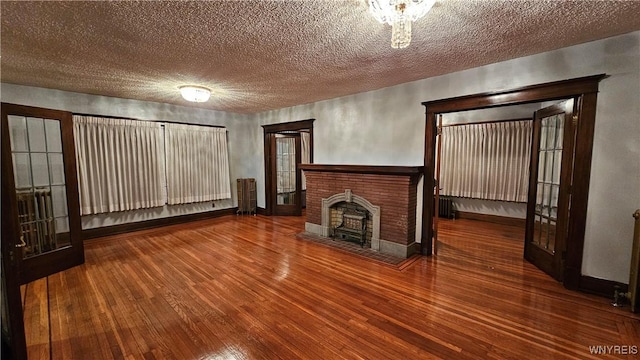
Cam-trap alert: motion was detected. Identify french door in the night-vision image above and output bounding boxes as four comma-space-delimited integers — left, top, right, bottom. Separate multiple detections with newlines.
263, 119, 314, 216
271, 133, 302, 216
1, 103, 85, 358
524, 99, 576, 281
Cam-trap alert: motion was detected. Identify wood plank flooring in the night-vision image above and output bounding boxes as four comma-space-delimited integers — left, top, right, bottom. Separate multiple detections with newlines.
21, 215, 640, 359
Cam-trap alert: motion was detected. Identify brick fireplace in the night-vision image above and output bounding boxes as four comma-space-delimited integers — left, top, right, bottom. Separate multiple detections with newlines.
299, 164, 423, 258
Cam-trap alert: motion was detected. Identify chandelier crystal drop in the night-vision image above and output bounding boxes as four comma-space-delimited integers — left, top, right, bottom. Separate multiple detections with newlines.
369, 0, 436, 48
179, 85, 211, 103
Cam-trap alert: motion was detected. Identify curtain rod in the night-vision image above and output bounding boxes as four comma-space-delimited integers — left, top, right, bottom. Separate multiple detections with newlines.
73, 112, 226, 129
442, 117, 531, 128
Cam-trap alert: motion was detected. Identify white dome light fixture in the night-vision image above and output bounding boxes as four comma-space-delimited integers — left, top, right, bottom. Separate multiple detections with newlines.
369, 0, 436, 49
179, 85, 211, 103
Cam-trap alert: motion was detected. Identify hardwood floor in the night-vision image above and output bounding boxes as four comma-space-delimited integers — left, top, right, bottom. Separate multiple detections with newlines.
21, 215, 640, 359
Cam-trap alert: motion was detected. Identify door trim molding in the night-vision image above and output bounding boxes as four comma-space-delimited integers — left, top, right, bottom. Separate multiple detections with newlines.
262, 119, 314, 216
420, 74, 606, 290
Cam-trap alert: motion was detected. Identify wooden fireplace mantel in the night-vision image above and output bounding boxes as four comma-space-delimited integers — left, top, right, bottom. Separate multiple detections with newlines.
299, 164, 423, 177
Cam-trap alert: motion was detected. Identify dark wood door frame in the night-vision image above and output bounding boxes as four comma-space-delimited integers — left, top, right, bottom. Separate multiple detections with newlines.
421, 74, 606, 290
262, 119, 314, 216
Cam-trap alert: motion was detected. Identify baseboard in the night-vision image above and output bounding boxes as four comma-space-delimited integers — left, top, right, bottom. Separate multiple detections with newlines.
257, 207, 267, 215
579, 275, 628, 299
81, 207, 238, 240
455, 211, 526, 227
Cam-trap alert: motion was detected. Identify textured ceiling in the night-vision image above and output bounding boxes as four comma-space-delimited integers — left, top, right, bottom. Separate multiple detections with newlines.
2, 0, 640, 114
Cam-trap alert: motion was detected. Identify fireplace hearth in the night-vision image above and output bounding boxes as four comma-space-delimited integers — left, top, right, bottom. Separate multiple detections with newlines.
300, 164, 423, 259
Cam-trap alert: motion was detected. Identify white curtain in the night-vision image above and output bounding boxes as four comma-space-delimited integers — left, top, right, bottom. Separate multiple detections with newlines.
73, 116, 164, 215
165, 124, 231, 205
440, 120, 532, 202
301, 132, 311, 190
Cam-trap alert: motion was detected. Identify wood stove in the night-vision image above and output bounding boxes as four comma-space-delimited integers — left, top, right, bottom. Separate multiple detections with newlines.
333, 210, 367, 247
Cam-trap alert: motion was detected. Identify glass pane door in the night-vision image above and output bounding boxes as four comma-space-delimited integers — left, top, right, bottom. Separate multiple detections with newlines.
524, 99, 575, 282
532, 113, 563, 254
8, 115, 71, 258
276, 135, 297, 206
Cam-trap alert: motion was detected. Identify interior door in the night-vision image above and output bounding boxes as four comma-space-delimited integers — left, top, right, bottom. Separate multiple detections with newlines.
272, 133, 302, 216
524, 99, 576, 281
1, 103, 85, 357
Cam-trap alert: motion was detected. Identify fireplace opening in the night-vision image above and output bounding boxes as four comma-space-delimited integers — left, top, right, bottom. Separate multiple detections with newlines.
330, 202, 373, 248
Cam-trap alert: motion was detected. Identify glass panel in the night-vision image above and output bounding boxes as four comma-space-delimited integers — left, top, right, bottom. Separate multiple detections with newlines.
555, 116, 564, 149
26, 117, 46, 152
546, 115, 557, 151
547, 220, 557, 253
8, 115, 28, 151
532, 113, 562, 255
12, 153, 32, 189
45, 119, 63, 152
543, 184, 552, 216
550, 186, 559, 220
56, 217, 69, 235
17, 189, 55, 257
48, 153, 66, 185
545, 151, 555, 183
553, 150, 562, 184
535, 183, 544, 212
540, 215, 550, 249
276, 137, 296, 205
9, 114, 71, 259
31, 153, 49, 187
539, 118, 548, 150
51, 185, 68, 218
537, 151, 546, 182
533, 214, 543, 246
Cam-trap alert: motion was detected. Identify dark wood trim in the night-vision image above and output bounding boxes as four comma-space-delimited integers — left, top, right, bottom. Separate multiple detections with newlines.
263, 132, 273, 215
73, 112, 226, 128
261, 119, 315, 133
422, 74, 607, 113
421, 75, 605, 291
299, 164, 424, 176
455, 211, 526, 228
82, 208, 238, 240
579, 275, 628, 299
0, 104, 28, 360
257, 207, 267, 215
422, 110, 436, 255
563, 92, 599, 291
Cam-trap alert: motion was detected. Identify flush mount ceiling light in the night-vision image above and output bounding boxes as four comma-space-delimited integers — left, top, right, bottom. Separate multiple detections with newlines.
369, 0, 436, 49
179, 85, 211, 103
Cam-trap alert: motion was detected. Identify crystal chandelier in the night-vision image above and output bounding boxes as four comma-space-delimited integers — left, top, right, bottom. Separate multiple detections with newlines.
369, 0, 436, 49
179, 85, 211, 103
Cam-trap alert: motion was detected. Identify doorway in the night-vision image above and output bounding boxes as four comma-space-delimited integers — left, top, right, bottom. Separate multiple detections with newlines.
421, 74, 605, 290
263, 119, 314, 216
1, 103, 85, 358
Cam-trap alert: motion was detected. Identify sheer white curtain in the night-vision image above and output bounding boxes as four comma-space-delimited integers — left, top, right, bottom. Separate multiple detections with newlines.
73, 116, 164, 215
165, 124, 231, 205
440, 120, 532, 202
